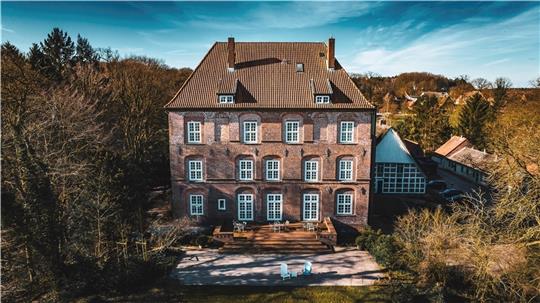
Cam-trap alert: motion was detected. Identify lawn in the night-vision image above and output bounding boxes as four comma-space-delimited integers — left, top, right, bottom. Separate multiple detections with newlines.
101, 280, 391, 303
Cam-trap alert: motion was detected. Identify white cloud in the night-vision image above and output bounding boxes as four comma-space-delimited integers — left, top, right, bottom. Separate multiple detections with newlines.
348, 8, 539, 86
1, 26, 15, 33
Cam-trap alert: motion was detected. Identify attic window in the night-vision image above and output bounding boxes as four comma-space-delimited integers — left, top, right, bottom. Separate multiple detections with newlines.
296, 63, 304, 72
219, 95, 234, 104
315, 95, 330, 104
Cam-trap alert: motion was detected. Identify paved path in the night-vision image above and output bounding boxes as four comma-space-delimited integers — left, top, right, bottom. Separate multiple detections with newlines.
170, 247, 385, 286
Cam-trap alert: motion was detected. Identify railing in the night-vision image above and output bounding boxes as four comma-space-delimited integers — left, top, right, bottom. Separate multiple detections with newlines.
212, 225, 234, 243
318, 217, 337, 246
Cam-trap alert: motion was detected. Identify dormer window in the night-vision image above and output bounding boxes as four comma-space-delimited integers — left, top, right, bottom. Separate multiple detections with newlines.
315, 95, 330, 104
296, 63, 304, 72
219, 95, 234, 104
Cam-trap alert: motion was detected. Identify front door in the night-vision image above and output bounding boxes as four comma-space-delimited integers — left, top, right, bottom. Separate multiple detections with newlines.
267, 194, 283, 221
302, 193, 319, 221
238, 194, 254, 221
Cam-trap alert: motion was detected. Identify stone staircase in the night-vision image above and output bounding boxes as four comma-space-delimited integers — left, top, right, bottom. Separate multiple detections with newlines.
220, 223, 333, 254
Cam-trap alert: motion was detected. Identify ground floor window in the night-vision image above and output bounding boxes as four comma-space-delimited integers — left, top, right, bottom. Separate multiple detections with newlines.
375, 163, 425, 193
266, 194, 282, 221
189, 195, 204, 215
218, 198, 226, 210
238, 194, 254, 221
303, 193, 319, 221
336, 193, 353, 215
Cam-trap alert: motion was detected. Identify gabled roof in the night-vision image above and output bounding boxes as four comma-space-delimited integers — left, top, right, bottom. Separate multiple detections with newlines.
165, 42, 373, 110
448, 147, 494, 172
375, 128, 417, 164
434, 136, 472, 157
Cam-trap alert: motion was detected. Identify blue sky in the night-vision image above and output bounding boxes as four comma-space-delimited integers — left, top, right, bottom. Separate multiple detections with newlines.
2, 1, 539, 87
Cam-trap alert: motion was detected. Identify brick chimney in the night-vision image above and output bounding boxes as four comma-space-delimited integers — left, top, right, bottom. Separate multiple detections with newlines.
327, 37, 335, 70
227, 37, 235, 70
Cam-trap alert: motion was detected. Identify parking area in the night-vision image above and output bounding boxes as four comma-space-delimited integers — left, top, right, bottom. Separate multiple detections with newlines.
170, 247, 385, 286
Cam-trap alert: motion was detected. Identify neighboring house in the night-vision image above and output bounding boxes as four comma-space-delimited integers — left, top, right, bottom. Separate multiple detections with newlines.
374, 128, 426, 194
432, 136, 494, 185
165, 37, 376, 228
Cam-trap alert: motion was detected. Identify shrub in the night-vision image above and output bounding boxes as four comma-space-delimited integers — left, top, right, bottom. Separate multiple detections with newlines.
370, 234, 400, 267
195, 235, 212, 247
356, 227, 400, 269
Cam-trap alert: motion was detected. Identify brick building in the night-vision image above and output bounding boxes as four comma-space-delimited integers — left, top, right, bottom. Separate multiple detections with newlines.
165, 38, 376, 228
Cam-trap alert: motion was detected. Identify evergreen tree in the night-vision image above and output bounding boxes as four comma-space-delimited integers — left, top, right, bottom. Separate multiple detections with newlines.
75, 34, 98, 65
28, 43, 46, 73
492, 77, 512, 111
405, 95, 453, 151
457, 93, 491, 148
39, 27, 75, 81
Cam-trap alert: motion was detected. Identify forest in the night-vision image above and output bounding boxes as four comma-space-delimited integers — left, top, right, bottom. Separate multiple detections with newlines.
1, 28, 191, 301
1, 28, 538, 302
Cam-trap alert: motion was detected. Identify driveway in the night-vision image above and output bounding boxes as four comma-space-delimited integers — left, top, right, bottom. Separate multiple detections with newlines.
170, 247, 385, 286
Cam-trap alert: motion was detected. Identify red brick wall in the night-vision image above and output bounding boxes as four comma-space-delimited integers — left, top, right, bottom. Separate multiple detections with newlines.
168, 110, 374, 226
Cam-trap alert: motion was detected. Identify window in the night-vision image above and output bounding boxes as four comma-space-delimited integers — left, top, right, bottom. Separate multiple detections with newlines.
238, 194, 254, 221
285, 121, 300, 143
188, 160, 203, 181
239, 160, 254, 181
339, 160, 353, 181
339, 121, 354, 143
219, 95, 234, 103
315, 95, 330, 104
304, 160, 319, 182
189, 195, 203, 215
267, 194, 282, 221
187, 121, 201, 143
243, 121, 258, 143
303, 193, 319, 221
374, 163, 425, 193
296, 63, 304, 72
265, 159, 280, 181
336, 193, 353, 215
218, 199, 226, 210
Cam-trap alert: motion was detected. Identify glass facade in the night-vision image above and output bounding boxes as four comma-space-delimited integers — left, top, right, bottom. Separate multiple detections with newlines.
375, 163, 425, 193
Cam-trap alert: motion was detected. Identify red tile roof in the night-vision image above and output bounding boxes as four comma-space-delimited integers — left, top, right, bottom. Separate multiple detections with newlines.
165, 42, 373, 110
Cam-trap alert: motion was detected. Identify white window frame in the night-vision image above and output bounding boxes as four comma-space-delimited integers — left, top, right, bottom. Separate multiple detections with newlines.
243, 121, 258, 144
339, 121, 355, 143
187, 121, 201, 144
336, 193, 353, 215
265, 159, 280, 181
218, 198, 226, 210
302, 193, 319, 221
239, 159, 254, 181
218, 95, 234, 103
266, 194, 283, 221
238, 194, 254, 221
315, 95, 330, 104
304, 160, 319, 182
189, 195, 204, 216
339, 159, 353, 181
285, 121, 300, 143
188, 160, 203, 181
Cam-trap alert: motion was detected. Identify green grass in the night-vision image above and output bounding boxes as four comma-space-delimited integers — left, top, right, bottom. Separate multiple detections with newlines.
102, 281, 391, 303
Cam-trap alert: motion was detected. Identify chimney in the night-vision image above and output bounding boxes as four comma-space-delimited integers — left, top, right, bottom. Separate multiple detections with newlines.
227, 37, 235, 70
327, 37, 335, 70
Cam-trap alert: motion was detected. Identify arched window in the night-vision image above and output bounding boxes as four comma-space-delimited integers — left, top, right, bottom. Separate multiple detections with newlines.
282, 114, 303, 144
185, 156, 204, 182
239, 113, 261, 144
302, 156, 321, 182
335, 189, 354, 215
263, 156, 281, 181
337, 155, 355, 181
236, 155, 255, 181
